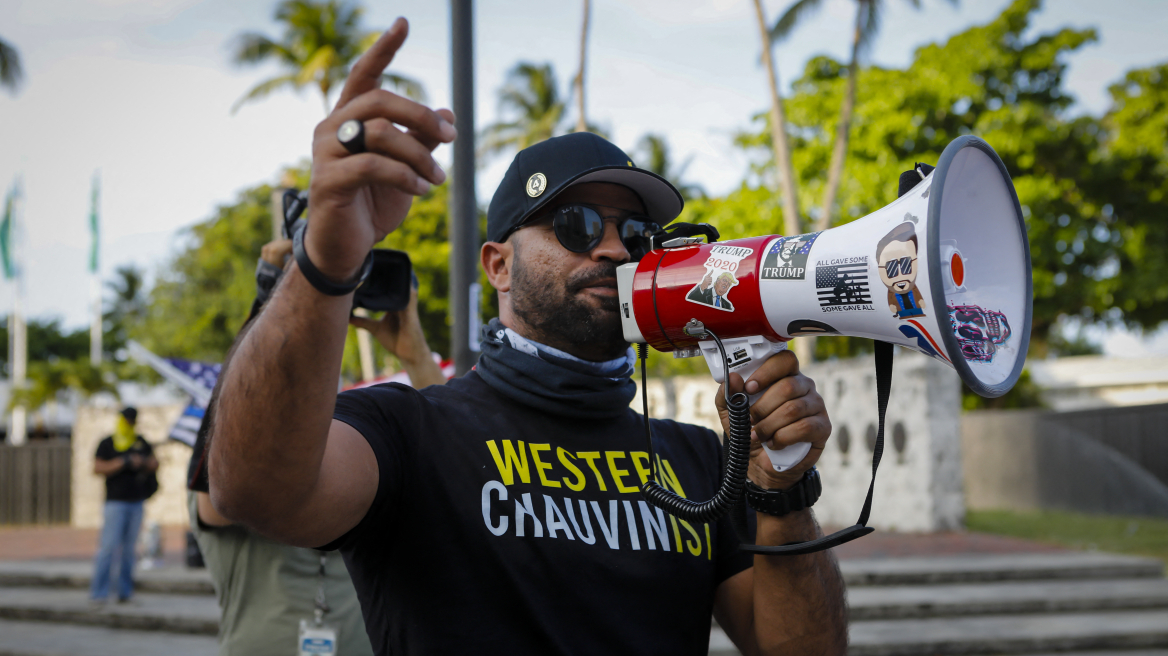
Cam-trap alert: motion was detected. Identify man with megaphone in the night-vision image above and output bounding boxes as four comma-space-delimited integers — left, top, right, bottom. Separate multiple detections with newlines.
208, 19, 846, 656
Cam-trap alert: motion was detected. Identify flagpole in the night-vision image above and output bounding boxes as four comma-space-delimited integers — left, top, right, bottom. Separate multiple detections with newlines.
89, 172, 101, 366
5, 181, 26, 446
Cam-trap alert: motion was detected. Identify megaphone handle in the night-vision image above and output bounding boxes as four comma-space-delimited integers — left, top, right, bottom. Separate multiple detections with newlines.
702, 338, 811, 473
748, 386, 813, 473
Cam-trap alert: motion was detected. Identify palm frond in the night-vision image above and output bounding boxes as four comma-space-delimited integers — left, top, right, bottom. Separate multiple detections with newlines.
232, 32, 293, 66
296, 44, 336, 85
231, 74, 300, 114
0, 36, 24, 93
770, 0, 825, 43
381, 73, 427, 102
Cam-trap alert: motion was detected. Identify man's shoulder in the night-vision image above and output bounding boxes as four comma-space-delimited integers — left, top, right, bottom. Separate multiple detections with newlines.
94, 436, 114, 456
334, 372, 497, 428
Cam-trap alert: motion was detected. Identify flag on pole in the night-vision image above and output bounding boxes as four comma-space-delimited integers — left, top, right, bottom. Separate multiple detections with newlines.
89, 173, 100, 274
127, 341, 221, 446
1, 182, 18, 280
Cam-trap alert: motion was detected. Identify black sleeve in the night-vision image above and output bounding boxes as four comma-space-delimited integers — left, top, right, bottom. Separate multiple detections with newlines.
95, 437, 115, 461
318, 383, 419, 551
138, 438, 154, 457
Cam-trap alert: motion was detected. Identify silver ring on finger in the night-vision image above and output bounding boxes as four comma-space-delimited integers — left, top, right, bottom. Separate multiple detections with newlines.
337, 119, 366, 155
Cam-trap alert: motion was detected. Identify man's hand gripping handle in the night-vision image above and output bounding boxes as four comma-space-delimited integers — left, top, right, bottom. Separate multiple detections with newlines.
700, 336, 811, 472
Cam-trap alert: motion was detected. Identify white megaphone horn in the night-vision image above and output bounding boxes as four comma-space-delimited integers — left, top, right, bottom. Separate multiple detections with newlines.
617, 135, 1032, 473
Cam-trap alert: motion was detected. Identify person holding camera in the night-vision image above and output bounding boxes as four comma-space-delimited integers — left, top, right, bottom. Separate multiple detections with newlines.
188, 237, 443, 656
91, 406, 158, 604
210, 19, 845, 655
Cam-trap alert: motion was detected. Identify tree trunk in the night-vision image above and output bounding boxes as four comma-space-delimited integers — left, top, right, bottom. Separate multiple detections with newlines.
817, 2, 863, 233
575, 0, 591, 133
750, 0, 800, 237
751, 0, 811, 363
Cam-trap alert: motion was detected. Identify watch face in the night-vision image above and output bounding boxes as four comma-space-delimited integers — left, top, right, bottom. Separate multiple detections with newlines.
338, 120, 362, 143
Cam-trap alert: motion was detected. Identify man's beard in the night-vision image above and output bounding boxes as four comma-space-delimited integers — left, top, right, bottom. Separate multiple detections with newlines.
510, 254, 628, 361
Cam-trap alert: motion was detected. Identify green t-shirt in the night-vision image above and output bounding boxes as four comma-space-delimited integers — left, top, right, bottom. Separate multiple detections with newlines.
188, 493, 374, 656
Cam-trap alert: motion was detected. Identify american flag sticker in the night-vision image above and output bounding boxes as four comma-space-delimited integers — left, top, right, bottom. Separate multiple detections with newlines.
815, 257, 875, 312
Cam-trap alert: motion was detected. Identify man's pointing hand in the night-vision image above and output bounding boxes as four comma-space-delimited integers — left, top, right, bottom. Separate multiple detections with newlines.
307, 18, 457, 282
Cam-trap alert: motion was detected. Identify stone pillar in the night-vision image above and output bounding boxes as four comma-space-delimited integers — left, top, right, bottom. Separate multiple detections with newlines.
806, 349, 964, 532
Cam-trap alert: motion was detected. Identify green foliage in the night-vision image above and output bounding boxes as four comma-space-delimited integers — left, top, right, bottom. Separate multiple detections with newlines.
634, 134, 705, 201
134, 181, 276, 363
961, 367, 1044, 410
134, 165, 495, 381
967, 509, 1168, 567
9, 359, 119, 412
0, 318, 89, 369
481, 62, 568, 158
735, 0, 1168, 352
231, 0, 423, 114
103, 265, 148, 356
372, 183, 496, 369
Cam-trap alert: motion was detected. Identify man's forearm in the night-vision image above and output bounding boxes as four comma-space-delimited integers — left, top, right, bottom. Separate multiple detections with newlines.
210, 264, 352, 527
94, 458, 125, 476
752, 511, 848, 655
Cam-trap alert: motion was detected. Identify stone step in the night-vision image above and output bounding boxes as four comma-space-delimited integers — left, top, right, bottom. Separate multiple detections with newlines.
842, 553, 1164, 586
0, 587, 218, 635
1000, 652, 1168, 656
0, 560, 213, 595
0, 618, 217, 656
847, 610, 1168, 656
848, 578, 1168, 620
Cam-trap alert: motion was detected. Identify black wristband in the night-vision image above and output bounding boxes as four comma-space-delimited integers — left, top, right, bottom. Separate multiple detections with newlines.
745, 467, 821, 517
292, 223, 373, 297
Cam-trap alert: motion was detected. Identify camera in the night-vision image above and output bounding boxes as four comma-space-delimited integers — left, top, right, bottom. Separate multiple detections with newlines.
282, 189, 414, 312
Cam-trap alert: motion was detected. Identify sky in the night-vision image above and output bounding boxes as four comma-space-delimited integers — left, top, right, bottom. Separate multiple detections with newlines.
1, 0, 1167, 356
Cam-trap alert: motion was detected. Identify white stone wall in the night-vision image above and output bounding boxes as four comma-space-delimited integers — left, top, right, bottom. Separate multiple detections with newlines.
632, 348, 964, 533
71, 404, 189, 529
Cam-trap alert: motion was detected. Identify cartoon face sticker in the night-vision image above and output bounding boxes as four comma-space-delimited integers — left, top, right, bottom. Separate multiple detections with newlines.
876, 222, 927, 319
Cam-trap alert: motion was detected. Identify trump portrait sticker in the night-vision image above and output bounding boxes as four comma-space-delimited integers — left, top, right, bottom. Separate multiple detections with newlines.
686, 244, 752, 313
760, 232, 820, 281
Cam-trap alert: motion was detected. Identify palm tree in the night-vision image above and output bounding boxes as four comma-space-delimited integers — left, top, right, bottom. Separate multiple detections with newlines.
0, 35, 23, 95
482, 63, 566, 157
750, 0, 802, 239
230, 0, 424, 115
635, 134, 704, 201
103, 265, 148, 354
573, 0, 592, 133
771, 0, 956, 231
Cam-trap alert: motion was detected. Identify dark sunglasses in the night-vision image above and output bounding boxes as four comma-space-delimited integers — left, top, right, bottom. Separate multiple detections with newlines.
884, 256, 917, 277
535, 204, 661, 260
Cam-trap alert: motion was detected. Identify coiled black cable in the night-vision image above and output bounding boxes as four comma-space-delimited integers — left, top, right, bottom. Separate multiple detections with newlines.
638, 331, 753, 523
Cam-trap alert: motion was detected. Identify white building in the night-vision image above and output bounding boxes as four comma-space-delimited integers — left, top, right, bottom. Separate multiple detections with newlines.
1028, 355, 1168, 411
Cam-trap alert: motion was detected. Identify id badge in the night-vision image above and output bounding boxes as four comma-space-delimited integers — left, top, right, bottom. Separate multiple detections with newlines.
298, 619, 338, 656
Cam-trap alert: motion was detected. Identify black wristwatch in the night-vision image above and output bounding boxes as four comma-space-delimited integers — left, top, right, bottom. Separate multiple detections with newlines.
744, 467, 821, 517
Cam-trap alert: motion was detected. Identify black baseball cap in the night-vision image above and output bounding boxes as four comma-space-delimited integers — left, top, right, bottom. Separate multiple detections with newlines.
486, 132, 684, 244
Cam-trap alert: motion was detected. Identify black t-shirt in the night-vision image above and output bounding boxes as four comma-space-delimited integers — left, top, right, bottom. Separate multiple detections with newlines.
329, 371, 754, 656
94, 436, 155, 502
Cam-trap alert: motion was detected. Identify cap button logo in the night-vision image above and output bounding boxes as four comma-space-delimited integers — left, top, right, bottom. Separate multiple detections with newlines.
526, 172, 547, 198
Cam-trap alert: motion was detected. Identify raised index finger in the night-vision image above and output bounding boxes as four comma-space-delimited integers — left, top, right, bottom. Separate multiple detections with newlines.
335, 17, 409, 112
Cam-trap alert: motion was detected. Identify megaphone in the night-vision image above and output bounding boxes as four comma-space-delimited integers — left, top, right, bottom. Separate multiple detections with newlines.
618, 135, 1032, 473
